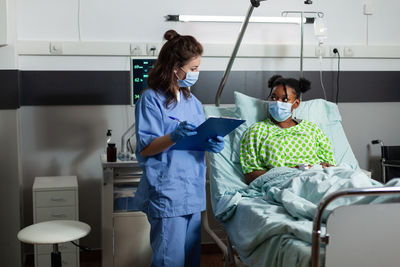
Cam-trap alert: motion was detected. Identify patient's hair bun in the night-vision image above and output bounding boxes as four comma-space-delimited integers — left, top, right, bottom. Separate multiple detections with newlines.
164, 30, 180, 41
267, 74, 312, 99
298, 77, 311, 93
268, 75, 283, 88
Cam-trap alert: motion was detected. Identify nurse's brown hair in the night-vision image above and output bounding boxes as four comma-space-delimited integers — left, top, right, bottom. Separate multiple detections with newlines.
147, 30, 203, 108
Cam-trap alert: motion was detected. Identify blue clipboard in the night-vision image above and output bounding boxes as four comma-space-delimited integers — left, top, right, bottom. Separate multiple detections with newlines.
172, 117, 245, 151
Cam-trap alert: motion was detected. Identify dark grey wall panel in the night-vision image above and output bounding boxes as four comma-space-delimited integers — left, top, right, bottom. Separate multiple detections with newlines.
0, 70, 20, 109
20, 71, 130, 105
339, 71, 399, 102
0, 70, 398, 108
192, 71, 400, 104
193, 71, 336, 104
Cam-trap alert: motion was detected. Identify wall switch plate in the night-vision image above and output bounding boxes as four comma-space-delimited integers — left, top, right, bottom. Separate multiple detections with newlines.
49, 42, 63, 55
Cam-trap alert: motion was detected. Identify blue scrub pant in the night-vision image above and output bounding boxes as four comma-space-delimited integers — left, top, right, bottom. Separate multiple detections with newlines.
147, 212, 201, 267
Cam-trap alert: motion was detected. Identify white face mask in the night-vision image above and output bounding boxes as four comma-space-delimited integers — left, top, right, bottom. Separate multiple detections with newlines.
177, 69, 200, 87
268, 101, 293, 122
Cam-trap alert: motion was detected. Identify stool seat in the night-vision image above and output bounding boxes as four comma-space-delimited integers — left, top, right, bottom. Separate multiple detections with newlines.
17, 220, 91, 245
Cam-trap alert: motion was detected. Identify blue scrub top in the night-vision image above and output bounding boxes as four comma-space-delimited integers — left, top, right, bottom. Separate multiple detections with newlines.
134, 88, 206, 218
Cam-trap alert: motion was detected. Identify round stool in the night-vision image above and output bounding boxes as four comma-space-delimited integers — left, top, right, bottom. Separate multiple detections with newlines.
17, 220, 91, 267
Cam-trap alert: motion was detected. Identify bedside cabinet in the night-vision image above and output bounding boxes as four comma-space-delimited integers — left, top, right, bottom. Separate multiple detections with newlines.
101, 155, 151, 267
33, 176, 79, 267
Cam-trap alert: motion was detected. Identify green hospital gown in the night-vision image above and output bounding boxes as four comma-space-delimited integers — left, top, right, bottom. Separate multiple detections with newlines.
240, 118, 336, 174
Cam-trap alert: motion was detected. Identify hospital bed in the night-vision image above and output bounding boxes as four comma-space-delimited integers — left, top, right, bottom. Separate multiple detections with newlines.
202, 91, 400, 267
201, 2, 400, 265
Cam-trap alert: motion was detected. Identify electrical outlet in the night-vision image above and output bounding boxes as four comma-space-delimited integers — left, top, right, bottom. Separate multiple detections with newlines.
130, 43, 146, 56
49, 42, 63, 55
344, 46, 354, 57
146, 43, 160, 56
315, 45, 326, 57
330, 46, 342, 57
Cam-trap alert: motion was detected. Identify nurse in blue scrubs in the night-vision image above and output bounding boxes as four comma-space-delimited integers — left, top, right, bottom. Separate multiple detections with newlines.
134, 29, 225, 267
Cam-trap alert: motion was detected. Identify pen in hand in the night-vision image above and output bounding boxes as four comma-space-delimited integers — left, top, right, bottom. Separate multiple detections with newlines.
168, 116, 182, 123
169, 116, 197, 142
168, 116, 196, 130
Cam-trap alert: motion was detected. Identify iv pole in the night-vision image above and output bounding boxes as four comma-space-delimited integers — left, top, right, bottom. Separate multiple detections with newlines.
214, 1, 320, 105
281, 11, 324, 78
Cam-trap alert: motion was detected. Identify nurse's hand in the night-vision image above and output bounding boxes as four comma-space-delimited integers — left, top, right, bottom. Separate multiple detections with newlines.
170, 121, 197, 143
205, 136, 225, 153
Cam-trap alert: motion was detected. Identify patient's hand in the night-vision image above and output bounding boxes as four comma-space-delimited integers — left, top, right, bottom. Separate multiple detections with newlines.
294, 164, 312, 170
320, 162, 334, 168
244, 170, 267, 184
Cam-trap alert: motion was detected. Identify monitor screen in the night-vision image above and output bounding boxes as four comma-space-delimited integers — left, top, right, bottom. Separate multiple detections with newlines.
131, 58, 156, 105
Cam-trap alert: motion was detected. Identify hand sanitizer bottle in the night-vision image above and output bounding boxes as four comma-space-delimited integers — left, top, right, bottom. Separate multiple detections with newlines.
105, 129, 112, 152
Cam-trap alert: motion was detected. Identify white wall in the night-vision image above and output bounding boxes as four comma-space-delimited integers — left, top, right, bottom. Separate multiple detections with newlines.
0, 0, 16, 67
1, 0, 399, 256
15, 0, 400, 45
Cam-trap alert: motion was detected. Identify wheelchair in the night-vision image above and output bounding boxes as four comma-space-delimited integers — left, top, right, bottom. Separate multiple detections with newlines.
371, 140, 400, 183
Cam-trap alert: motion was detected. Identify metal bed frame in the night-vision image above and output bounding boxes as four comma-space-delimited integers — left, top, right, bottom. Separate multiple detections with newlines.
311, 186, 400, 267
203, 1, 400, 266
203, 183, 400, 266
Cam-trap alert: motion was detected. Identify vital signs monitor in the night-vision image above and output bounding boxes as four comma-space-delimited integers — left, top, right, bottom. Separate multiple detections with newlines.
130, 57, 156, 105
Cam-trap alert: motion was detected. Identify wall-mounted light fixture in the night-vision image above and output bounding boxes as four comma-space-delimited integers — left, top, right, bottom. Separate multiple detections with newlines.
166, 15, 315, 24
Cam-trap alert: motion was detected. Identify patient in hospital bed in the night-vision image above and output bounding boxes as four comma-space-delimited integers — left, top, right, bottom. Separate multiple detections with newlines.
203, 75, 400, 267
240, 75, 336, 184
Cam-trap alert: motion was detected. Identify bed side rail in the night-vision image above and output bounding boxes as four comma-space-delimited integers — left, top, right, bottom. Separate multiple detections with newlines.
311, 186, 400, 267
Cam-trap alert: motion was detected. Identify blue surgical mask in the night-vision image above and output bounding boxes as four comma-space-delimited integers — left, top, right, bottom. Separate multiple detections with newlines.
268, 101, 293, 122
177, 70, 199, 87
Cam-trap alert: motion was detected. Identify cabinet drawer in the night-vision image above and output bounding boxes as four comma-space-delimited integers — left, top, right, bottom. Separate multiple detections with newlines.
35, 207, 76, 222
36, 241, 76, 254
36, 252, 77, 267
35, 190, 76, 207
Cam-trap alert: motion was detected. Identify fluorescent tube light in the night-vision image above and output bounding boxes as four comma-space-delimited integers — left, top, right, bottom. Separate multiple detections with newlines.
166, 15, 306, 24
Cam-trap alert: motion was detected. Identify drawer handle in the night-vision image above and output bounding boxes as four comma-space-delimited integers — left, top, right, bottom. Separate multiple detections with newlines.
50, 197, 67, 202
51, 213, 67, 218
